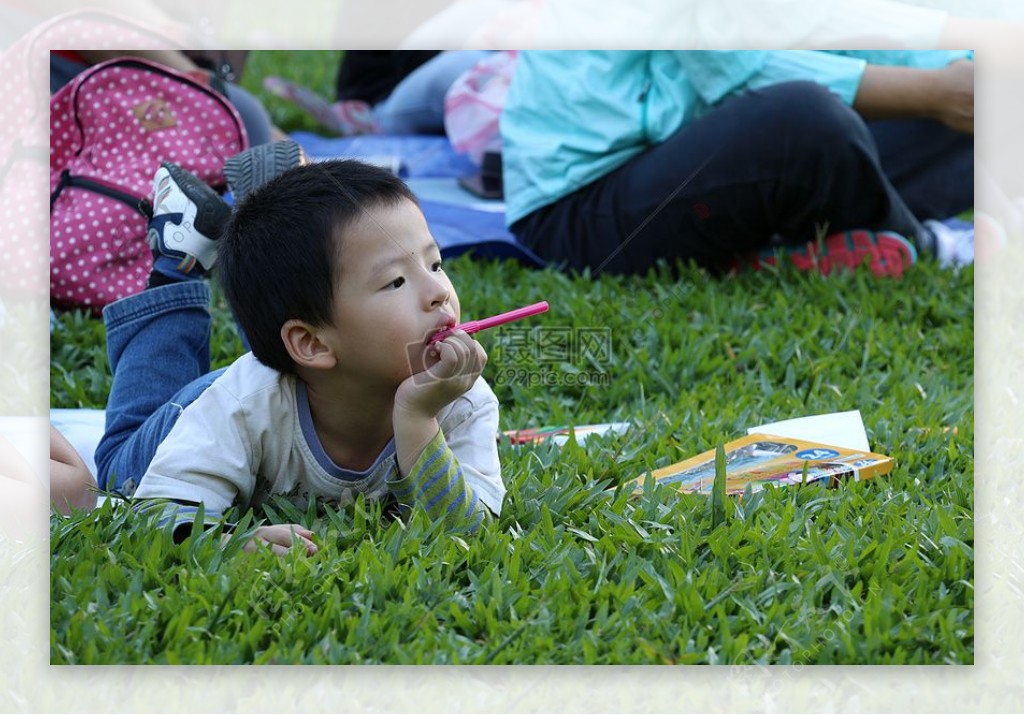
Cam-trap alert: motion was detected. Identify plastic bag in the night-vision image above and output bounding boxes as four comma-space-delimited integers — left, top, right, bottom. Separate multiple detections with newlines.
443, 50, 518, 166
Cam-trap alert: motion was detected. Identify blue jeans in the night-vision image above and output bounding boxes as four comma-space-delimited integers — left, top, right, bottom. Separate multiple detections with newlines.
374, 50, 492, 135
94, 282, 224, 495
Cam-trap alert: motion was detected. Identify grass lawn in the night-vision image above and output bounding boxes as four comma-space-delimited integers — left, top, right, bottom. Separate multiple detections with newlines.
48, 52, 974, 665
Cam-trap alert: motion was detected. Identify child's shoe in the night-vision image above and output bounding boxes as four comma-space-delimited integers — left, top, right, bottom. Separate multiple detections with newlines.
224, 139, 309, 203
923, 217, 974, 269
147, 162, 231, 281
733, 229, 917, 278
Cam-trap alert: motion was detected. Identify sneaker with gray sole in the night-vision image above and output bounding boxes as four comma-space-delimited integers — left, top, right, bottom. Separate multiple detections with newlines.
147, 162, 231, 275
224, 139, 308, 204
923, 218, 974, 269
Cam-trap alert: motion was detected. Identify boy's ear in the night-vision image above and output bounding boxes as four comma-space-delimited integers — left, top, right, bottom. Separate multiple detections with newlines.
281, 319, 337, 370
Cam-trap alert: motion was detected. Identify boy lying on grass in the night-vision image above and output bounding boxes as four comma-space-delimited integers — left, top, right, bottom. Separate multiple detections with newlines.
93, 149, 504, 554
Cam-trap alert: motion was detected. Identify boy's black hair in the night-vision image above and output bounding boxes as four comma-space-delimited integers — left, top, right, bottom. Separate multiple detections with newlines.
218, 159, 417, 374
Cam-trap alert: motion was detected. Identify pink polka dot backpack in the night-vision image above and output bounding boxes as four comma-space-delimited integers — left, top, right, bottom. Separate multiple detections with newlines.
50, 57, 249, 312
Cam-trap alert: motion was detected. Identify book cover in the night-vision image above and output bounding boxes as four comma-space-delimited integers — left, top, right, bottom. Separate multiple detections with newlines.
633, 433, 894, 496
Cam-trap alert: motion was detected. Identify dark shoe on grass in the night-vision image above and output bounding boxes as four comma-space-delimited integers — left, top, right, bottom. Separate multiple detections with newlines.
148, 162, 231, 279
225, 139, 308, 204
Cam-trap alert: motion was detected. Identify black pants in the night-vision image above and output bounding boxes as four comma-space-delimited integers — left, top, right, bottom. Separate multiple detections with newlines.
511, 81, 974, 275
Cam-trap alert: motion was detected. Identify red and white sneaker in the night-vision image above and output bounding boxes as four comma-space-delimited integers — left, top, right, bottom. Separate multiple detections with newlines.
732, 229, 918, 278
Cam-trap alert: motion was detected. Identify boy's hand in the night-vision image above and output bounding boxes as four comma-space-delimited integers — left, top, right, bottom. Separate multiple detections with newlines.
226, 523, 318, 556
396, 330, 488, 418
392, 331, 487, 478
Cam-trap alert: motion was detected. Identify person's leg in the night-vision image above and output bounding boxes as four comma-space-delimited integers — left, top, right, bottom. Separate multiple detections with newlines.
262, 75, 379, 136
93, 282, 223, 496
513, 81, 924, 275
95, 160, 233, 495
224, 82, 275, 147
868, 118, 974, 221
374, 50, 492, 135
49, 55, 89, 94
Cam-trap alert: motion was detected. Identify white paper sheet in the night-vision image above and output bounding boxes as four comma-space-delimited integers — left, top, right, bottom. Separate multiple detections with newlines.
747, 410, 870, 451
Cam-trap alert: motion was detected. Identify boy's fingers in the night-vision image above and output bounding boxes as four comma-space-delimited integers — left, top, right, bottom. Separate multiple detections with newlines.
426, 332, 483, 373
439, 330, 471, 350
236, 526, 316, 556
299, 536, 319, 555
439, 332, 483, 370
473, 341, 488, 367
263, 533, 290, 548
272, 525, 318, 554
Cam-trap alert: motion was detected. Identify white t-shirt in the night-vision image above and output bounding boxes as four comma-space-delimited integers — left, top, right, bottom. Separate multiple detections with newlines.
133, 352, 504, 523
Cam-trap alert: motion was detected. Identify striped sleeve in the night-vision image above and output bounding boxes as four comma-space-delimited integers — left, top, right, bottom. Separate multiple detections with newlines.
386, 428, 490, 533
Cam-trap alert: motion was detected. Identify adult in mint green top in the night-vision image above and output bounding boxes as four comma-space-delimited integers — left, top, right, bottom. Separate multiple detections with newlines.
500, 50, 974, 275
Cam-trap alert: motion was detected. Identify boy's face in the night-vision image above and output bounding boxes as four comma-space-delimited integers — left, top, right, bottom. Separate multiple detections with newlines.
324, 198, 461, 386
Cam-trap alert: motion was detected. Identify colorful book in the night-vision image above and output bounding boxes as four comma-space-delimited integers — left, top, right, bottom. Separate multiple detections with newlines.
501, 422, 630, 446
632, 433, 894, 496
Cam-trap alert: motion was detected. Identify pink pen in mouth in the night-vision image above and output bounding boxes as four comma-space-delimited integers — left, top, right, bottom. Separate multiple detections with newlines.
426, 315, 457, 344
